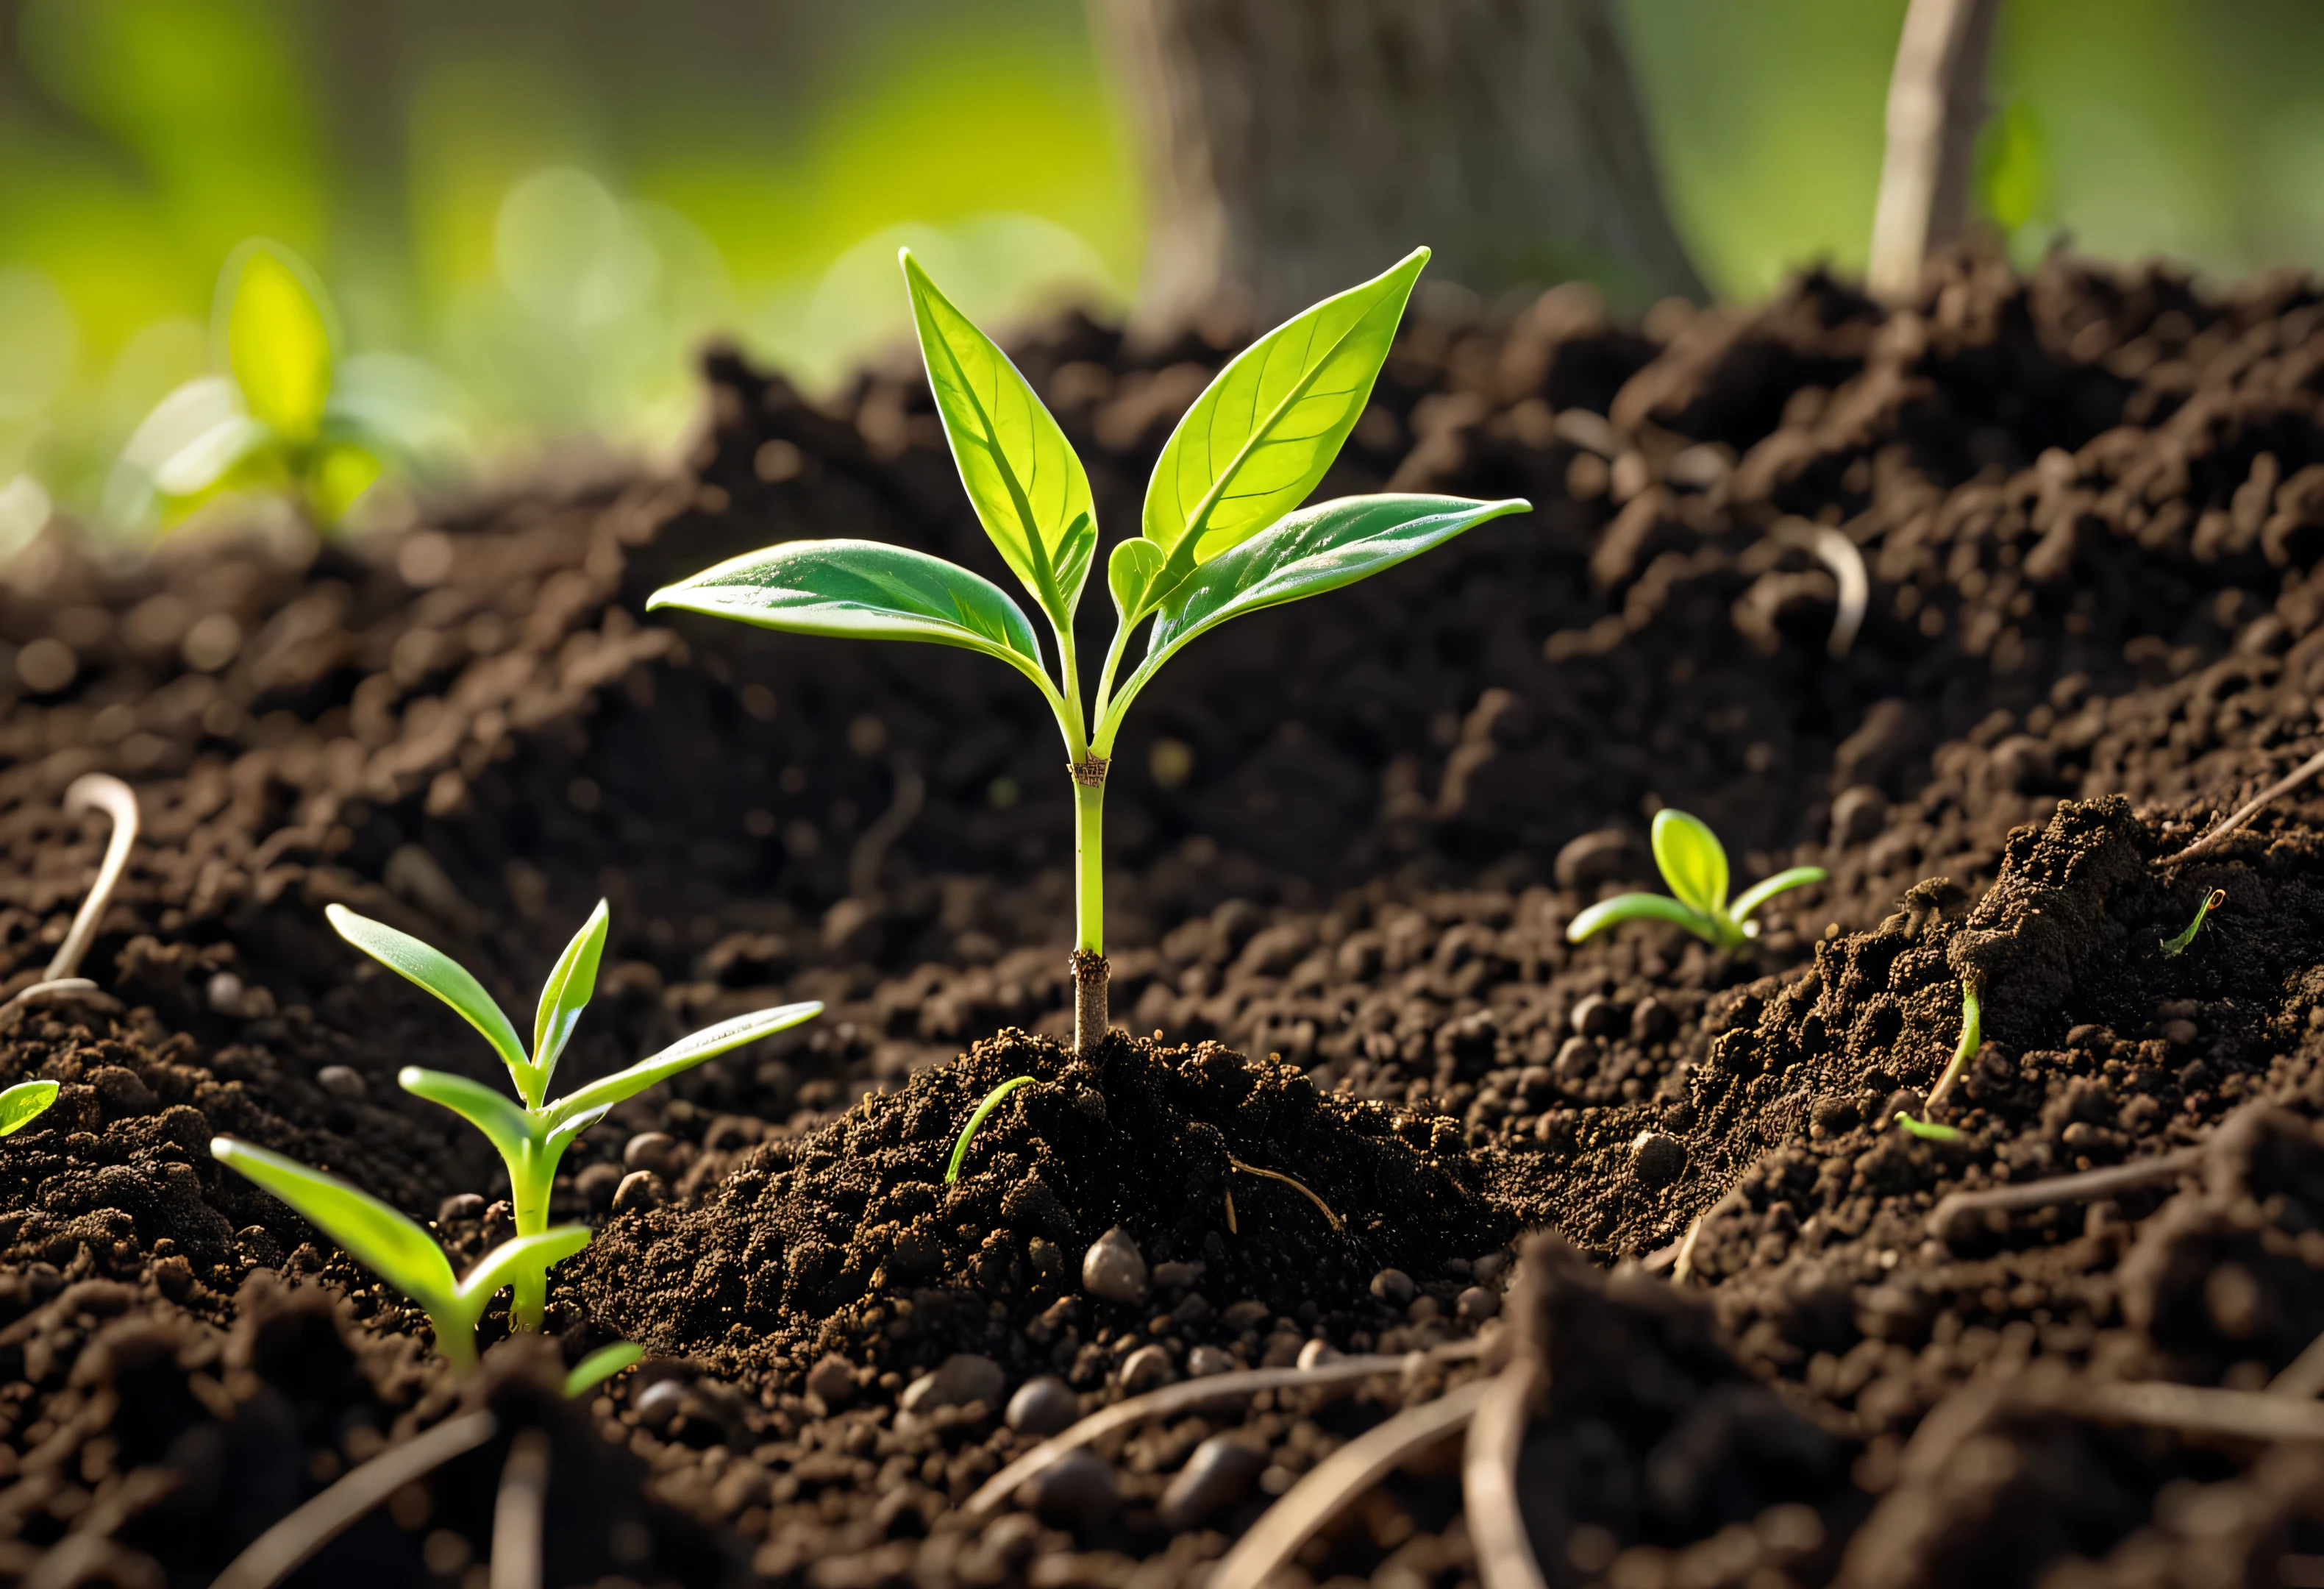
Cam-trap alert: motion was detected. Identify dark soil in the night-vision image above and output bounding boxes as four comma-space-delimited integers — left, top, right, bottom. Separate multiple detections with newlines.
3, 245, 2324, 1586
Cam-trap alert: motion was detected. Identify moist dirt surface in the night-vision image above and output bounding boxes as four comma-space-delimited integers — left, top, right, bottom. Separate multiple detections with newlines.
3, 248, 2324, 1586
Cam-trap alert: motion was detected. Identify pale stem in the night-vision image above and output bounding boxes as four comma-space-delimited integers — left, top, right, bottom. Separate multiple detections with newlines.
509, 1145, 554, 1331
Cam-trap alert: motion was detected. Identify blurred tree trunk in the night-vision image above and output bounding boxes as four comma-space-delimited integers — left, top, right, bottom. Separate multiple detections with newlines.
1094, 0, 1705, 338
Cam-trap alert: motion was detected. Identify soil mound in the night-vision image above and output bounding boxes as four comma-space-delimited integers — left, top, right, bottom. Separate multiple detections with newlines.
573, 1031, 1511, 1382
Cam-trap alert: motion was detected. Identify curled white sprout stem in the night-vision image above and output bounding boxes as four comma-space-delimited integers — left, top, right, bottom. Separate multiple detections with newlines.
1774, 520, 1869, 658
1, 774, 140, 1017
1208, 1378, 1492, 1589
1463, 1359, 1548, 1589
210, 1411, 496, 1589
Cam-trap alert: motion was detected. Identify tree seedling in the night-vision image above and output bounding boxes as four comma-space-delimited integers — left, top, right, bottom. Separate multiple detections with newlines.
326, 900, 821, 1330
1895, 978, 1981, 1139
211, 1137, 588, 1372
1565, 809, 1826, 950
115, 240, 394, 527
2161, 889, 2225, 956
650, 246, 1530, 1056
947, 1076, 1035, 1184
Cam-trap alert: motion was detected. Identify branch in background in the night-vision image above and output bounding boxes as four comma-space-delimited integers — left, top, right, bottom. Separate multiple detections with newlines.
1867, 0, 2002, 302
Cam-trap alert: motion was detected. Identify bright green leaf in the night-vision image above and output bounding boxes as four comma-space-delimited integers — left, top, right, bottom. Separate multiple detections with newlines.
0, 1080, 58, 1137
902, 250, 1097, 628
1102, 495, 1528, 741
1652, 810, 1730, 917
564, 1341, 644, 1398
1107, 538, 1165, 620
229, 244, 334, 442
549, 1002, 821, 1131
1565, 892, 1719, 945
646, 541, 1061, 711
399, 1067, 541, 1169
307, 441, 383, 525
326, 904, 531, 1091
1141, 249, 1429, 589
211, 1137, 455, 1312
533, 900, 610, 1087
1729, 866, 1828, 927
152, 414, 268, 497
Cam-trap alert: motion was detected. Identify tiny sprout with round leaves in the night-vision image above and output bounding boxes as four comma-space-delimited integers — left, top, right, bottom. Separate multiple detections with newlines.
1565, 809, 1828, 950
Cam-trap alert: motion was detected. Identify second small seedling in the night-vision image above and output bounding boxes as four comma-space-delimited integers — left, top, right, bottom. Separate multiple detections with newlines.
1566, 810, 1826, 950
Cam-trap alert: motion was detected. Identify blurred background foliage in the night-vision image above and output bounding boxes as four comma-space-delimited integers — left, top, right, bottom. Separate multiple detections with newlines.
2, 0, 2323, 537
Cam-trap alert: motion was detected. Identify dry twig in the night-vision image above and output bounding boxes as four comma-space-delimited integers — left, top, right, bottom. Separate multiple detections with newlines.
1226, 1155, 1343, 1232
965, 1343, 1480, 1517
1926, 1147, 2204, 1240
2269, 1329, 2324, 1401
1462, 1360, 1547, 1589
210, 1412, 497, 1589
2075, 1379, 2324, 1443
1209, 1379, 1492, 1589
489, 1428, 551, 1589
1867, 0, 2001, 301
2156, 745, 2324, 866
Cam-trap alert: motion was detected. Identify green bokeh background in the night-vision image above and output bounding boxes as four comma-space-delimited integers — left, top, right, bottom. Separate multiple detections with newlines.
3, 0, 2322, 527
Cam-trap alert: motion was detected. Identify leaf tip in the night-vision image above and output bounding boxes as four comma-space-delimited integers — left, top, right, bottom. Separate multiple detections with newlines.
210, 1135, 238, 1162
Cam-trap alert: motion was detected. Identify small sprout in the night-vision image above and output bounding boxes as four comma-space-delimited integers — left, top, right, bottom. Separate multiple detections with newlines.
327, 900, 820, 1331
1894, 1112, 1964, 1142
210, 1137, 587, 1372
946, 1076, 1035, 1184
563, 1341, 644, 1399
2, 773, 142, 1017
0, 1081, 58, 1137
651, 246, 1530, 1056
1895, 977, 1982, 1137
1566, 809, 1828, 950
2161, 889, 2225, 957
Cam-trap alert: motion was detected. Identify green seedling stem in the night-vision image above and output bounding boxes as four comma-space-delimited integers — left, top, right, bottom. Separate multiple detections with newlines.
327, 901, 821, 1330
2161, 889, 2225, 956
1565, 809, 1827, 950
563, 1341, 644, 1398
649, 246, 1531, 1059
211, 1137, 588, 1372
1895, 977, 1982, 1138
947, 1076, 1036, 1184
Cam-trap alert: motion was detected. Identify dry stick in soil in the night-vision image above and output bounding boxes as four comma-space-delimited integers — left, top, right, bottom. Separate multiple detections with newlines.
210, 1411, 498, 1589
2269, 1329, 2324, 1400
649, 247, 1529, 1059
2070, 1379, 2324, 1443
1925, 1145, 2206, 1241
1209, 1378, 1494, 1589
965, 1343, 1481, 1516
1225, 1156, 1344, 1233
1, 772, 139, 1016
2157, 744, 2324, 865
489, 1428, 551, 1589
1463, 1359, 1548, 1589
1867, 0, 2000, 302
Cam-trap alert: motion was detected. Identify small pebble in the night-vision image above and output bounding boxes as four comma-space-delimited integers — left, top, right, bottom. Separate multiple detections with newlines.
1370, 1268, 1416, 1305
1005, 1376, 1079, 1435
1296, 1339, 1339, 1369
632, 1379, 689, 1431
1553, 1035, 1599, 1081
1222, 1299, 1271, 1330
1152, 1259, 1205, 1290
1472, 1251, 1511, 1285
205, 971, 248, 1016
435, 1193, 485, 1226
611, 1170, 667, 1215
1021, 1448, 1119, 1529
1571, 993, 1622, 1037
1158, 1437, 1267, 1529
316, 1066, 366, 1101
2161, 1018, 2200, 1048
1081, 1226, 1149, 1304
1186, 1345, 1236, 1377
902, 1353, 1005, 1412
1630, 996, 1675, 1044
88, 1066, 155, 1117
805, 1354, 856, 1411
574, 1162, 624, 1210
1119, 1343, 1175, 1391
624, 1132, 680, 1176
1458, 1286, 1500, 1323
1630, 1131, 1686, 1187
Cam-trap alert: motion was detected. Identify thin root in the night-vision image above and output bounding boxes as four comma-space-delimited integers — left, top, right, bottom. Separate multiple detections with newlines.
2157, 744, 2324, 866
490, 1427, 551, 1589
1226, 1156, 1344, 1232
210, 1411, 497, 1589
964, 1341, 1481, 1517
1209, 1378, 1491, 1589
1, 774, 140, 1019
1462, 1359, 1547, 1589
1927, 1145, 2204, 1240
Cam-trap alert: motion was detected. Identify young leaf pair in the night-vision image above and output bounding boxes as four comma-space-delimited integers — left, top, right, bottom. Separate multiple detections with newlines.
113, 241, 409, 528
212, 901, 819, 1364
649, 247, 1531, 1055
1566, 809, 1826, 951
